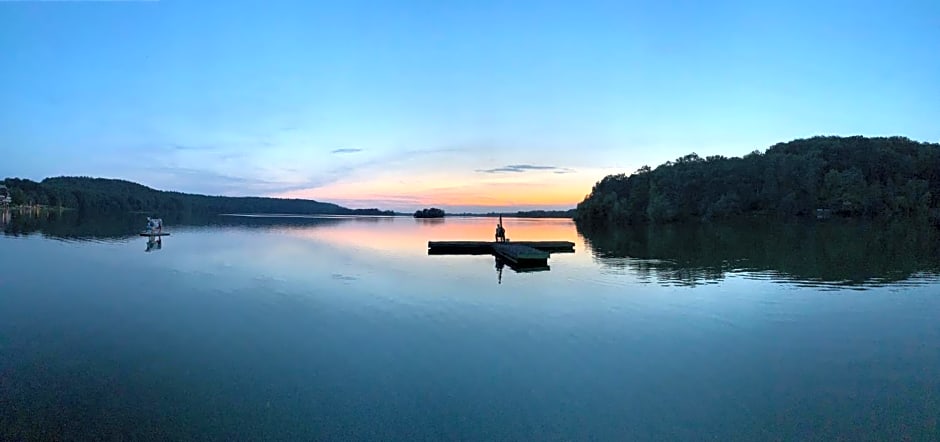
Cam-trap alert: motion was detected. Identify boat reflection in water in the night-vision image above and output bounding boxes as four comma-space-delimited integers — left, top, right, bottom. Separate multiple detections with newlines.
145, 236, 163, 253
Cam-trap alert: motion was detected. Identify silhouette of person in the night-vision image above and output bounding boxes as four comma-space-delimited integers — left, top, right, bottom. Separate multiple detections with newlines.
495, 217, 507, 242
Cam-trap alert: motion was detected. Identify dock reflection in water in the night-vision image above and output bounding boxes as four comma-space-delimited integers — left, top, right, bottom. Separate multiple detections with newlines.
429, 239, 574, 283
494, 256, 550, 284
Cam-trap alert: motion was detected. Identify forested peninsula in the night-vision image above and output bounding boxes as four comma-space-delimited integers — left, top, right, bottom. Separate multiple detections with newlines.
0, 176, 393, 216
576, 136, 940, 225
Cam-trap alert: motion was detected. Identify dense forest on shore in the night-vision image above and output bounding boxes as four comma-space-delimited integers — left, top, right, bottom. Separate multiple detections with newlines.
575, 136, 940, 225
0, 177, 394, 216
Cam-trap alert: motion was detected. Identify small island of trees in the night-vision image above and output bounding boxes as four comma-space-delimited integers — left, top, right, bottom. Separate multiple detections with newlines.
414, 208, 445, 218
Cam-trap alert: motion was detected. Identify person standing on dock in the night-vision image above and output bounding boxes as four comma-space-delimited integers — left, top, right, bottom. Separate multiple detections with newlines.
495, 215, 507, 243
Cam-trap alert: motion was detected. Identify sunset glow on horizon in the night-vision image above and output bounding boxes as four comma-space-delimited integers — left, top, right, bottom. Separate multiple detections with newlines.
276, 166, 611, 212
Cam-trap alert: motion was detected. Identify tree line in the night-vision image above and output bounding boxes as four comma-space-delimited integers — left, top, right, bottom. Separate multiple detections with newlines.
0, 176, 394, 216
575, 136, 940, 225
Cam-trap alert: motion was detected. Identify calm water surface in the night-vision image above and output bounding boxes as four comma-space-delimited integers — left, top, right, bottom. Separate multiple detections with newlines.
2, 212, 939, 440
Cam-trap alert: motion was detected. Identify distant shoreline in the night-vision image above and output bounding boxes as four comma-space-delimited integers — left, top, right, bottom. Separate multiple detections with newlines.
2, 177, 574, 219
220, 213, 400, 218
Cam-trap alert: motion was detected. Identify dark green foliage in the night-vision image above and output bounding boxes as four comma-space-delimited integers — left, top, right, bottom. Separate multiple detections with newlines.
414, 207, 446, 218
0, 176, 394, 216
575, 136, 940, 224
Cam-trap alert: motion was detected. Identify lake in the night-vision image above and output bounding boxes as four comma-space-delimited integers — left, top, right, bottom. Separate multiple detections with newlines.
2, 211, 939, 440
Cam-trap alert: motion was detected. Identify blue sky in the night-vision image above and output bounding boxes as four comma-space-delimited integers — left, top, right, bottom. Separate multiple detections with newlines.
2, 0, 938, 211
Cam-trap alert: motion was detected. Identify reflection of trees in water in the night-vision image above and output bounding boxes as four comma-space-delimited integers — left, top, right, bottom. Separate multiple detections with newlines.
1, 210, 219, 240
492, 256, 550, 285
414, 217, 446, 225
578, 219, 940, 288
1, 211, 393, 241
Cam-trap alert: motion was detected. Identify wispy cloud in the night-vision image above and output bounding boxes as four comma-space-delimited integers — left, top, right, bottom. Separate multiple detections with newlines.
170, 143, 218, 151
476, 164, 574, 174
141, 145, 468, 200
136, 165, 331, 197
219, 152, 248, 161
327, 195, 427, 208
331, 148, 363, 154
294, 146, 467, 191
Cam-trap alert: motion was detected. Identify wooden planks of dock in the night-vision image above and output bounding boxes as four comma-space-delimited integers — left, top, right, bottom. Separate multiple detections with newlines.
427, 240, 574, 266
428, 240, 574, 253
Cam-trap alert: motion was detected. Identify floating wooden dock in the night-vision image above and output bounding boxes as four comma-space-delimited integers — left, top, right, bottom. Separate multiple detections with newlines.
428, 241, 574, 254
427, 240, 574, 266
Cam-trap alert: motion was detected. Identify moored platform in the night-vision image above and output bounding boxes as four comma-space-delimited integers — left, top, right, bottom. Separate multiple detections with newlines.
427, 240, 574, 268
427, 240, 574, 254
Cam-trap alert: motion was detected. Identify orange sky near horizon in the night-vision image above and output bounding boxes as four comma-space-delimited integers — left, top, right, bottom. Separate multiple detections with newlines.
276, 168, 608, 211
